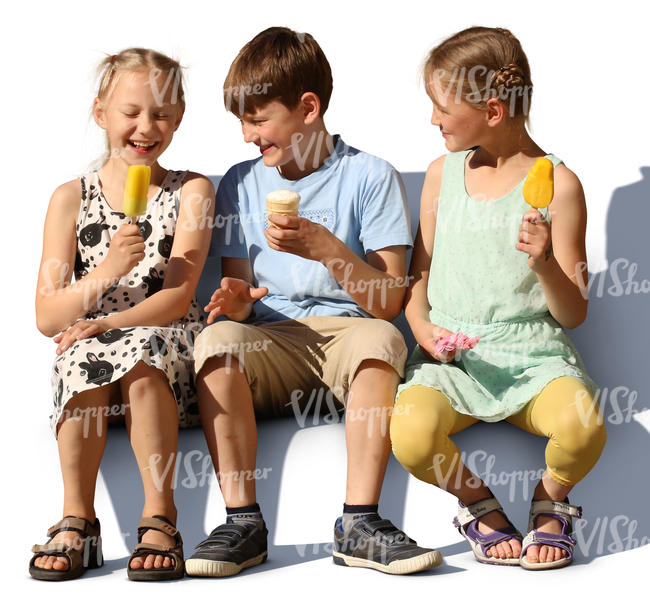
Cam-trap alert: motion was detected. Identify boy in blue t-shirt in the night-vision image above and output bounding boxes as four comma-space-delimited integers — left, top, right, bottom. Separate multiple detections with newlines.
187, 27, 441, 577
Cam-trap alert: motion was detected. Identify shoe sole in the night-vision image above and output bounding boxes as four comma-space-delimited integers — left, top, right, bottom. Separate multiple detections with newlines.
29, 539, 103, 581
332, 550, 442, 575
520, 557, 572, 571
185, 552, 267, 577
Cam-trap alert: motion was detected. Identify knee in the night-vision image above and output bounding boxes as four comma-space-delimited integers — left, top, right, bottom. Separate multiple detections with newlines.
122, 361, 166, 401
553, 401, 608, 460
390, 390, 446, 471
194, 321, 255, 375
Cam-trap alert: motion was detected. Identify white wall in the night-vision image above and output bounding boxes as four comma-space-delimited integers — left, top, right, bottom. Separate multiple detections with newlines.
3, 0, 648, 600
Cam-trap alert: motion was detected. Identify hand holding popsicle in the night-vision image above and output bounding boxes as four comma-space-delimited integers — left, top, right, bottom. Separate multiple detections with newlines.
102, 224, 146, 279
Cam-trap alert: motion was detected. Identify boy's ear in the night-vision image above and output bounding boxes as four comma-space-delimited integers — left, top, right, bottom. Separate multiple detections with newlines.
300, 92, 321, 125
93, 98, 107, 130
485, 97, 506, 127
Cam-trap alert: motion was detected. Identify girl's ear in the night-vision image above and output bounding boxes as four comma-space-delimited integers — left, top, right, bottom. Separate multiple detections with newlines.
485, 97, 506, 127
93, 98, 107, 130
300, 92, 321, 125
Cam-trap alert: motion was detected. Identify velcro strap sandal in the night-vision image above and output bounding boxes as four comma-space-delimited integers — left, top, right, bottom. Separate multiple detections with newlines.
520, 499, 582, 570
127, 516, 185, 581
29, 517, 103, 581
453, 497, 523, 566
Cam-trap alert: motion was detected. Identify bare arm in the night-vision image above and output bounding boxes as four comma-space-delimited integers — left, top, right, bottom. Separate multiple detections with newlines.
517, 164, 589, 329
35, 180, 124, 337
101, 173, 215, 329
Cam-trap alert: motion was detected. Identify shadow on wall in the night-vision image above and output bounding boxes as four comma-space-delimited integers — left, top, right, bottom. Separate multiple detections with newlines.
99, 169, 650, 569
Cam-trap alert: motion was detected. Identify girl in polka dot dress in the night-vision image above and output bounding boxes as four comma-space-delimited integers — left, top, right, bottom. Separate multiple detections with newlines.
390, 27, 606, 570
31, 48, 213, 581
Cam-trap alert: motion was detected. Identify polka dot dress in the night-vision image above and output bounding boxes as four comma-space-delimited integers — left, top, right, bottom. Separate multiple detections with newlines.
397, 150, 599, 422
50, 170, 204, 434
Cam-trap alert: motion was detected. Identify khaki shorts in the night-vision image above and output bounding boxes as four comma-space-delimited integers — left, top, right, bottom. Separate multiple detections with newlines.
193, 316, 407, 417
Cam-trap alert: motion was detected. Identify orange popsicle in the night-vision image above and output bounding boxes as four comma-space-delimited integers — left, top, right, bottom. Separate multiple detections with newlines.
122, 165, 151, 219
523, 158, 554, 209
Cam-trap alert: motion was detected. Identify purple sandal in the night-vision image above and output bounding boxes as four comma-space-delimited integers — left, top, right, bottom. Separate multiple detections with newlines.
520, 499, 582, 570
453, 497, 523, 566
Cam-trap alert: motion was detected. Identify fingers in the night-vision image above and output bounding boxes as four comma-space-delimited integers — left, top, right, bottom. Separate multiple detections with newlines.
515, 242, 534, 255
250, 286, 269, 300
117, 224, 142, 236
268, 213, 299, 229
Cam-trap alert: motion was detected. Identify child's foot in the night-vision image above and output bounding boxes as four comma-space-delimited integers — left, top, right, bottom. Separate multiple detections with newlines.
32, 529, 86, 571
477, 510, 522, 561
523, 511, 566, 564
129, 528, 178, 570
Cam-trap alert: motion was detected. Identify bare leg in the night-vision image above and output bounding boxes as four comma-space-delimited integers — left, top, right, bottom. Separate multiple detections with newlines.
344, 360, 399, 505
121, 362, 179, 570
197, 355, 257, 508
33, 384, 117, 570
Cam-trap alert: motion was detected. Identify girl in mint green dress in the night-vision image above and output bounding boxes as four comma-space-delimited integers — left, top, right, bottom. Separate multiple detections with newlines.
390, 26, 606, 570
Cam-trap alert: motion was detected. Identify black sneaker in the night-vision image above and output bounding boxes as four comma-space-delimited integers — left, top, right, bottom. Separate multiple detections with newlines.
333, 513, 442, 574
185, 518, 268, 577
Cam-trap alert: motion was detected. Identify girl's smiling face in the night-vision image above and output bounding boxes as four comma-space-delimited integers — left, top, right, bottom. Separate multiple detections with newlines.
428, 73, 489, 152
93, 68, 183, 165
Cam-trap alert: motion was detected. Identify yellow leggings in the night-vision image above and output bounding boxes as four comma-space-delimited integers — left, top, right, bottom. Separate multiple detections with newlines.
391, 377, 607, 487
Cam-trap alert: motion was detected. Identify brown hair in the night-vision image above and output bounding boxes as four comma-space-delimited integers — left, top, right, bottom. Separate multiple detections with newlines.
223, 27, 333, 117
423, 27, 533, 118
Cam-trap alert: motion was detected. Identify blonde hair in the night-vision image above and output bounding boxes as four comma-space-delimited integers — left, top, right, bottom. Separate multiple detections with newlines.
424, 27, 533, 119
93, 48, 185, 165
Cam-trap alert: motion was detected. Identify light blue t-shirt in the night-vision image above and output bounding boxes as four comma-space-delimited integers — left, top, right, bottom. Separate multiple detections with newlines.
210, 135, 412, 323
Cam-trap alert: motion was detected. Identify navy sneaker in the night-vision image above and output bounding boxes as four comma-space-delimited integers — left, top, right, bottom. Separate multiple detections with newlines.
185, 518, 268, 577
333, 513, 442, 574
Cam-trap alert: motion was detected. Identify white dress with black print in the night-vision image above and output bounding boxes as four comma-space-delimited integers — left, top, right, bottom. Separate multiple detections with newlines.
50, 169, 204, 434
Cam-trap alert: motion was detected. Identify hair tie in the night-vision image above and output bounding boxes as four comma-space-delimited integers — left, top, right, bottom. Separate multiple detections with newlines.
109, 55, 116, 64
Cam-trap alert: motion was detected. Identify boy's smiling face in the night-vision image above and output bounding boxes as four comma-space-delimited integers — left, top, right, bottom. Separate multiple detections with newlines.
239, 99, 312, 172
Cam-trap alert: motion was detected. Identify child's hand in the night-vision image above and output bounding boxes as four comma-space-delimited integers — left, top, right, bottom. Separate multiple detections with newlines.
265, 214, 336, 263
413, 322, 457, 363
516, 209, 553, 273
53, 319, 111, 355
103, 224, 146, 279
204, 277, 268, 324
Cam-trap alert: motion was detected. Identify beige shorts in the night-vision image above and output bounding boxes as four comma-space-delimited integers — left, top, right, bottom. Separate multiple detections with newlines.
193, 316, 407, 417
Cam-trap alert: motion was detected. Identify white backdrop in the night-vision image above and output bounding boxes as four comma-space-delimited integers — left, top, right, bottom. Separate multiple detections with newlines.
2, 0, 648, 601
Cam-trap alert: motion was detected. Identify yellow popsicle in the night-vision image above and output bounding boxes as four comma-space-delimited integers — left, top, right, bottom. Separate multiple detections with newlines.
523, 158, 554, 209
122, 165, 151, 217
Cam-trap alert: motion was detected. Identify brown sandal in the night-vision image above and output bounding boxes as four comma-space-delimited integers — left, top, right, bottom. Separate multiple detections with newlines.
127, 516, 185, 581
29, 517, 103, 581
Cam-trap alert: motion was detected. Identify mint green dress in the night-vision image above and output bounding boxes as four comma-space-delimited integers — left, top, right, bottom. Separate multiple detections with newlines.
397, 150, 598, 422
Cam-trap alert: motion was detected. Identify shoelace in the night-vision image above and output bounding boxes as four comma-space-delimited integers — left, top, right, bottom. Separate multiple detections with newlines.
197, 523, 252, 549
